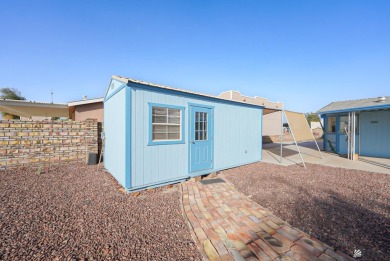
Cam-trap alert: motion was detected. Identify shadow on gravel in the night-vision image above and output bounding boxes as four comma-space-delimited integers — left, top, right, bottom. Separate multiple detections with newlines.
307, 193, 389, 260
270, 176, 389, 261
223, 162, 390, 261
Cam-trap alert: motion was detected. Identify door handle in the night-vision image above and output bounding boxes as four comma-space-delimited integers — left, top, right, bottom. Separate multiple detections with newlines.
191, 141, 195, 144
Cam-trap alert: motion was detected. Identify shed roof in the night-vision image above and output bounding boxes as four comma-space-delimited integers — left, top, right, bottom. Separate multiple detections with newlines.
317, 96, 390, 114
112, 75, 267, 108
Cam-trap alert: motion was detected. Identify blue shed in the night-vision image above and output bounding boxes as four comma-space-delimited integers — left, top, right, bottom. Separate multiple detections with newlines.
104, 75, 263, 191
318, 96, 390, 159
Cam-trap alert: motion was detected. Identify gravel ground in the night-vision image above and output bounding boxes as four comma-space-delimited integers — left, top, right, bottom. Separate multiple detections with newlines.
0, 164, 201, 260
222, 162, 390, 261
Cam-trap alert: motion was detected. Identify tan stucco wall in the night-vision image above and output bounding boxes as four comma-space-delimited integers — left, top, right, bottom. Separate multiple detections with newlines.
263, 111, 282, 136
74, 102, 104, 122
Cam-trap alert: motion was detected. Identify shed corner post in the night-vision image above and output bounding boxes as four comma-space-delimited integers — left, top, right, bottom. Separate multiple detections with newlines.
125, 85, 132, 190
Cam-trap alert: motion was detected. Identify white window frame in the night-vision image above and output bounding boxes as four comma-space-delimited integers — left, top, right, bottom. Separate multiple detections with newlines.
148, 103, 185, 145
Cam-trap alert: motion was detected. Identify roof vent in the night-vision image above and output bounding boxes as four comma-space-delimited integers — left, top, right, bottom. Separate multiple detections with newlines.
83, 95, 87, 100
377, 96, 386, 102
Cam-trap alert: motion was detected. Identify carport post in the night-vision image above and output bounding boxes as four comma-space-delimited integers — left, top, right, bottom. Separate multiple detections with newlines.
303, 113, 323, 159
352, 111, 356, 161
284, 110, 306, 168
280, 109, 283, 163
348, 112, 351, 160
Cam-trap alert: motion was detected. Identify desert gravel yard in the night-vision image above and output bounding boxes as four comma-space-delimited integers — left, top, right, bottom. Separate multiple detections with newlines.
0, 164, 201, 260
222, 162, 390, 261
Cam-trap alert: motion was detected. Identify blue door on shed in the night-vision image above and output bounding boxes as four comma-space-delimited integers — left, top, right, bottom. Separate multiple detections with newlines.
360, 110, 390, 157
189, 105, 213, 173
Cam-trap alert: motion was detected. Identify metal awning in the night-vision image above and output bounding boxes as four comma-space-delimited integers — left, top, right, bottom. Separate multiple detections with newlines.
0, 99, 69, 118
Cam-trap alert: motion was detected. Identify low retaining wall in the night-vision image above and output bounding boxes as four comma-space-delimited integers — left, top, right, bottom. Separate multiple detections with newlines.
0, 119, 100, 170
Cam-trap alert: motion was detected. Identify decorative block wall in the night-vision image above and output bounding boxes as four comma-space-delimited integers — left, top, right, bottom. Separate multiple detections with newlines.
0, 119, 101, 170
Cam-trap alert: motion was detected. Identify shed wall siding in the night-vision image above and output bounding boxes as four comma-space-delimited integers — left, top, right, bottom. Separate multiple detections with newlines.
104, 87, 127, 188
131, 87, 262, 189
360, 110, 390, 158
213, 102, 262, 170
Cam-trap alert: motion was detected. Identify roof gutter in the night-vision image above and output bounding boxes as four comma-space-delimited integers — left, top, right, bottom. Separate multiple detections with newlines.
318, 104, 390, 115
0, 99, 68, 108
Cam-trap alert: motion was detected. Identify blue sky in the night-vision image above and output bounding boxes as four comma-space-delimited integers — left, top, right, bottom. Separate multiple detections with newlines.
0, 1, 389, 113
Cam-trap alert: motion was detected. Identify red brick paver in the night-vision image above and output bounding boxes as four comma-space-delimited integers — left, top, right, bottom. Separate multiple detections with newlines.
181, 176, 355, 261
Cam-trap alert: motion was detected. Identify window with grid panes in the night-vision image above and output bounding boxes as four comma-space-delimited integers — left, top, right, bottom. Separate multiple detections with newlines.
195, 112, 208, 141
152, 106, 181, 140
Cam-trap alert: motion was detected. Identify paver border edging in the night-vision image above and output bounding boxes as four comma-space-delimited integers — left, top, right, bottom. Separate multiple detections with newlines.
219, 173, 294, 226
179, 183, 209, 261
219, 173, 331, 245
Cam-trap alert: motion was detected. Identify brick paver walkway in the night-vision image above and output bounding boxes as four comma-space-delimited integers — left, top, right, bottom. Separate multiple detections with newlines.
181, 176, 355, 261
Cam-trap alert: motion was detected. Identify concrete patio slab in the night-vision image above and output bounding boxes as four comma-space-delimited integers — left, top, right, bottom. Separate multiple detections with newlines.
262, 141, 390, 174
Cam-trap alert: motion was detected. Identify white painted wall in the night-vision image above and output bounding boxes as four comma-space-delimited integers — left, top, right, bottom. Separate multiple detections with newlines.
310, 121, 322, 130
